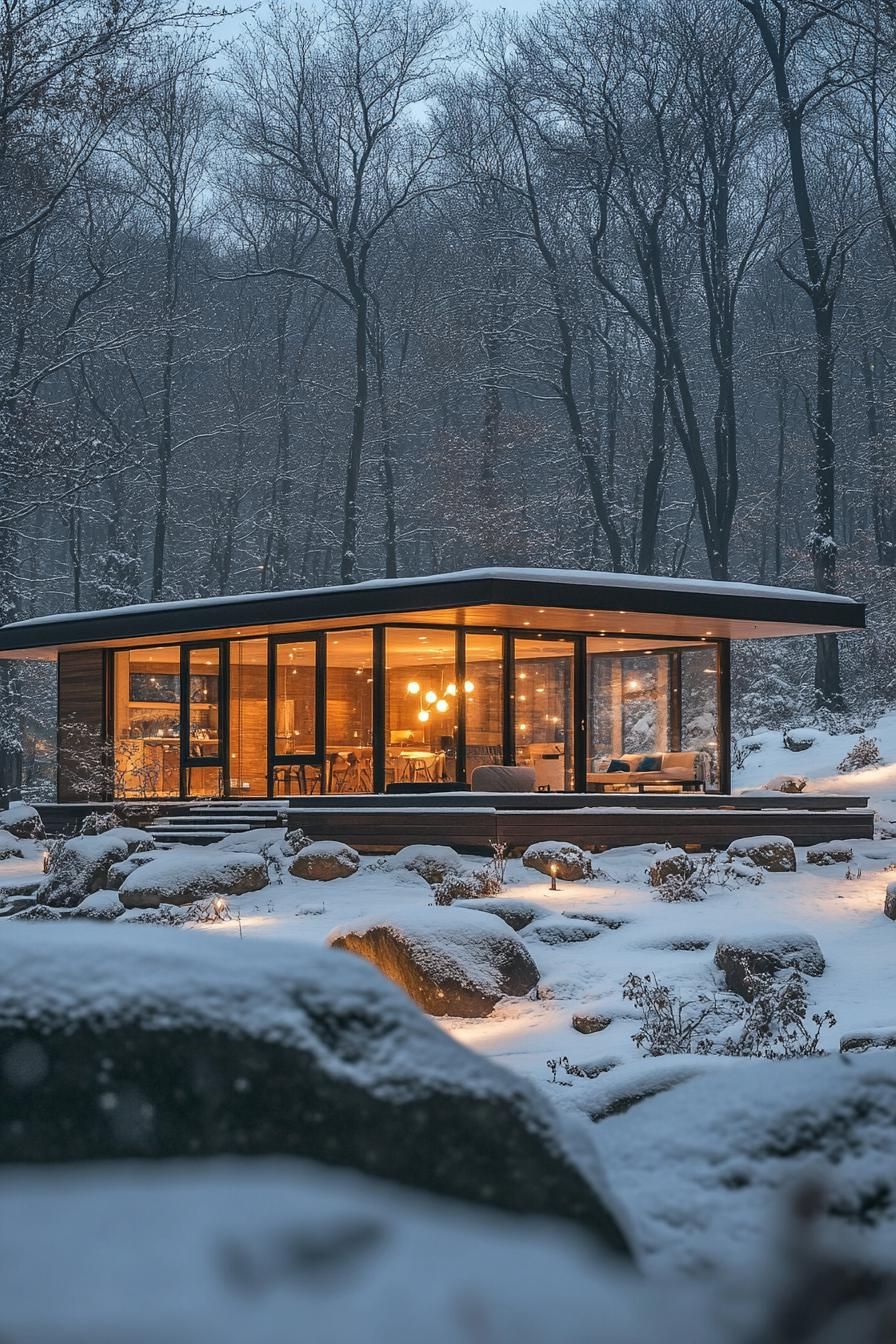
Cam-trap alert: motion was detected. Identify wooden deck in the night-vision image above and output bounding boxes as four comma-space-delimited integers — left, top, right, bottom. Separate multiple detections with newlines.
28, 791, 874, 850
286, 792, 875, 853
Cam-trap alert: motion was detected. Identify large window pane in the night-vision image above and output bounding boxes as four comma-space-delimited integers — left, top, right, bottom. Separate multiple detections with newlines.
385, 628, 457, 785
113, 646, 180, 798
514, 638, 574, 790
464, 634, 504, 777
229, 639, 268, 797
681, 644, 720, 788
187, 647, 221, 764
274, 640, 317, 758
326, 629, 373, 792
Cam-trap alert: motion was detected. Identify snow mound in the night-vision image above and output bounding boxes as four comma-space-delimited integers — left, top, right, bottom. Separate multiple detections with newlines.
0, 923, 626, 1250
118, 849, 267, 908
0, 1159, 685, 1344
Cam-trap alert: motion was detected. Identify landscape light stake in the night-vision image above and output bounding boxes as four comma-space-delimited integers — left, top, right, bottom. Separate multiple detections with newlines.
550, 863, 558, 892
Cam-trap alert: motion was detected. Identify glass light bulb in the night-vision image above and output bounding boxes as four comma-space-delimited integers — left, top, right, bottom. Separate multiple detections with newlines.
418, 709, 430, 723
407, 680, 420, 694
435, 698, 449, 713
445, 682, 457, 696
424, 690, 437, 705
463, 679, 474, 693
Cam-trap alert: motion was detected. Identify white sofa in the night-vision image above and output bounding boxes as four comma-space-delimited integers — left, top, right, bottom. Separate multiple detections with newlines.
587, 750, 710, 792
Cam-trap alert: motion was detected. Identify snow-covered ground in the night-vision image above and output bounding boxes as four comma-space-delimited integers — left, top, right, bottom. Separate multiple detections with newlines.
4, 714, 896, 1280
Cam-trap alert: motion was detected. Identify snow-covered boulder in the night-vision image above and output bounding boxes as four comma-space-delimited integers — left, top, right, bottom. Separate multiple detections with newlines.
714, 932, 825, 1001
647, 848, 694, 887
455, 896, 549, 930
726, 835, 796, 873
0, 924, 628, 1254
384, 844, 465, 886
106, 849, 162, 890
525, 916, 602, 946
214, 827, 289, 856
840, 1029, 896, 1053
41, 832, 131, 907
806, 841, 853, 866
572, 1011, 612, 1035
0, 829, 24, 860
70, 890, 125, 921
522, 840, 591, 882
289, 840, 359, 882
0, 803, 43, 839
328, 907, 540, 1018
884, 881, 896, 922
118, 850, 267, 909
782, 729, 816, 753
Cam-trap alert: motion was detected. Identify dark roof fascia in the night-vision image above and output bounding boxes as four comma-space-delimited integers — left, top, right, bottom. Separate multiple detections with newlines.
0, 572, 865, 654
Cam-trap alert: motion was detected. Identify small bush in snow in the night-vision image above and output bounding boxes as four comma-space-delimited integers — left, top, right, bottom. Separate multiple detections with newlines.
652, 854, 717, 902
433, 868, 504, 905
79, 810, 125, 836
837, 736, 882, 774
284, 827, 311, 855
623, 969, 835, 1059
433, 874, 480, 906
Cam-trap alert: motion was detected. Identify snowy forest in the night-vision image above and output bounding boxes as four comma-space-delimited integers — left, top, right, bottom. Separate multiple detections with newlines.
3, 0, 896, 725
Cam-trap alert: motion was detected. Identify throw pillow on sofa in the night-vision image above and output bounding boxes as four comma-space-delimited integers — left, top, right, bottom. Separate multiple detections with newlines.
636, 754, 663, 772
606, 758, 630, 773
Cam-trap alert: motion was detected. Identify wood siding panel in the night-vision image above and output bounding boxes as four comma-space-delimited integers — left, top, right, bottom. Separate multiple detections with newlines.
57, 649, 108, 802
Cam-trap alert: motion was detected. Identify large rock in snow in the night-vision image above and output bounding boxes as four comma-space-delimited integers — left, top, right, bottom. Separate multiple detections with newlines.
384, 844, 465, 886
0, 924, 628, 1254
726, 835, 796, 873
884, 881, 896, 921
522, 840, 591, 882
289, 840, 360, 882
455, 896, 549, 930
118, 849, 267, 908
0, 829, 25, 860
0, 803, 43, 839
328, 908, 540, 1017
714, 931, 825, 1000
41, 832, 131, 907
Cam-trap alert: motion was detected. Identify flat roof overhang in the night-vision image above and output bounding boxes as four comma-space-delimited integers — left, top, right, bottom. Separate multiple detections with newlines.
0, 566, 865, 659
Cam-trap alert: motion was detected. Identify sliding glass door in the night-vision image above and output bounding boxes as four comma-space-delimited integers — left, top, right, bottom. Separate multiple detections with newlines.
182, 643, 225, 798
270, 635, 322, 795
513, 637, 575, 790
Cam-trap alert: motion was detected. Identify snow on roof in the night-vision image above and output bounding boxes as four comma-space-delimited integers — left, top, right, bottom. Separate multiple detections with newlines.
0, 564, 859, 632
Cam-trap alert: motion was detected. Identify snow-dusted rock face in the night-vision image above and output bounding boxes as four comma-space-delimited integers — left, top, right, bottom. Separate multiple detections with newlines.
0, 803, 43, 839
70, 889, 125, 921
42, 832, 131, 908
522, 840, 591, 882
726, 835, 797, 872
806, 841, 854, 866
524, 915, 602, 946
329, 907, 541, 1018
118, 850, 267, 908
455, 896, 549, 930
106, 849, 161, 890
289, 840, 360, 882
385, 844, 465, 886
714, 932, 825, 1000
884, 881, 896, 921
0, 925, 628, 1254
840, 1028, 896, 1052
0, 829, 24, 861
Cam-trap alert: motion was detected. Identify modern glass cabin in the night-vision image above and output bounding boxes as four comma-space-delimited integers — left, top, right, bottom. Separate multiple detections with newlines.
0, 568, 864, 803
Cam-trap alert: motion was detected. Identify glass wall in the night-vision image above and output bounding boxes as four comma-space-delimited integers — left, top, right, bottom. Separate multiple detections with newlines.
272, 638, 319, 794
185, 646, 223, 797
586, 639, 720, 789
229, 638, 268, 797
112, 646, 181, 798
513, 638, 574, 790
385, 628, 458, 785
464, 633, 504, 777
681, 644, 720, 787
326, 629, 373, 792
